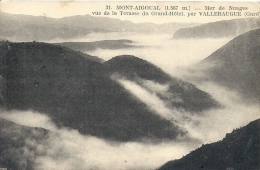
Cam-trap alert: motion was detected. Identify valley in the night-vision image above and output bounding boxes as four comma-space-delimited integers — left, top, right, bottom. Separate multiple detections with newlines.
0, 10, 259, 170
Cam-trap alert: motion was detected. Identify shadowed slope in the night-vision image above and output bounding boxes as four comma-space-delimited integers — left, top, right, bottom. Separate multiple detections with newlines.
0, 117, 49, 170
159, 119, 260, 170
0, 41, 183, 142
104, 55, 220, 112
198, 29, 260, 103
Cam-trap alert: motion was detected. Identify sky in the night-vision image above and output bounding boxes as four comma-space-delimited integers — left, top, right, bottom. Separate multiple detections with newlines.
1, 1, 259, 24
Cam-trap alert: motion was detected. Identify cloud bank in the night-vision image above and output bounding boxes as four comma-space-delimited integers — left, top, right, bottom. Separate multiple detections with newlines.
1, 33, 258, 170
0, 110, 195, 170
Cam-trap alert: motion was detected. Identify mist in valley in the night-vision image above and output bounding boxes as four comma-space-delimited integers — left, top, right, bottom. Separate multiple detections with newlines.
1, 32, 259, 170
73, 33, 232, 75
1, 78, 258, 170
0, 110, 197, 170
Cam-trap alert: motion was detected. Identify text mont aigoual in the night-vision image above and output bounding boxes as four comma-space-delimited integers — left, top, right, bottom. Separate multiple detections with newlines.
116, 5, 161, 10
116, 5, 161, 16
115, 5, 185, 16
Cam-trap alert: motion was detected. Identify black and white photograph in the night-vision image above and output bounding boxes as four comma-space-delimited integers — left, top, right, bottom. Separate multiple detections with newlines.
0, 1, 259, 170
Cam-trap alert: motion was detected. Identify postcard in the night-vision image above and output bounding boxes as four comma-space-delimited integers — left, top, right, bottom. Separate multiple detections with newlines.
0, 1, 259, 170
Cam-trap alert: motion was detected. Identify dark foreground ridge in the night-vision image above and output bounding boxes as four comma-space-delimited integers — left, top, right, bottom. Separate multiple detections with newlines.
159, 119, 260, 170
0, 41, 219, 142
0, 118, 49, 170
0, 41, 183, 142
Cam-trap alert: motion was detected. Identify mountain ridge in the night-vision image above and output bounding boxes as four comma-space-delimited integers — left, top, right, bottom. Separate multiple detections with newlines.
0, 12, 198, 41
173, 18, 260, 39
0, 41, 222, 141
104, 55, 220, 112
0, 41, 184, 142
159, 118, 260, 170
54, 39, 139, 52
197, 29, 260, 103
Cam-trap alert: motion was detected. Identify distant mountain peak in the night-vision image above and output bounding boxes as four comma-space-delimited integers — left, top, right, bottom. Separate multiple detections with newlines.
1, 12, 197, 41
173, 18, 260, 39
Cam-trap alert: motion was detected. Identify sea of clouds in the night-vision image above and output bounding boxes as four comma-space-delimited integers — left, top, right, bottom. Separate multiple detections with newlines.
0, 32, 259, 170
